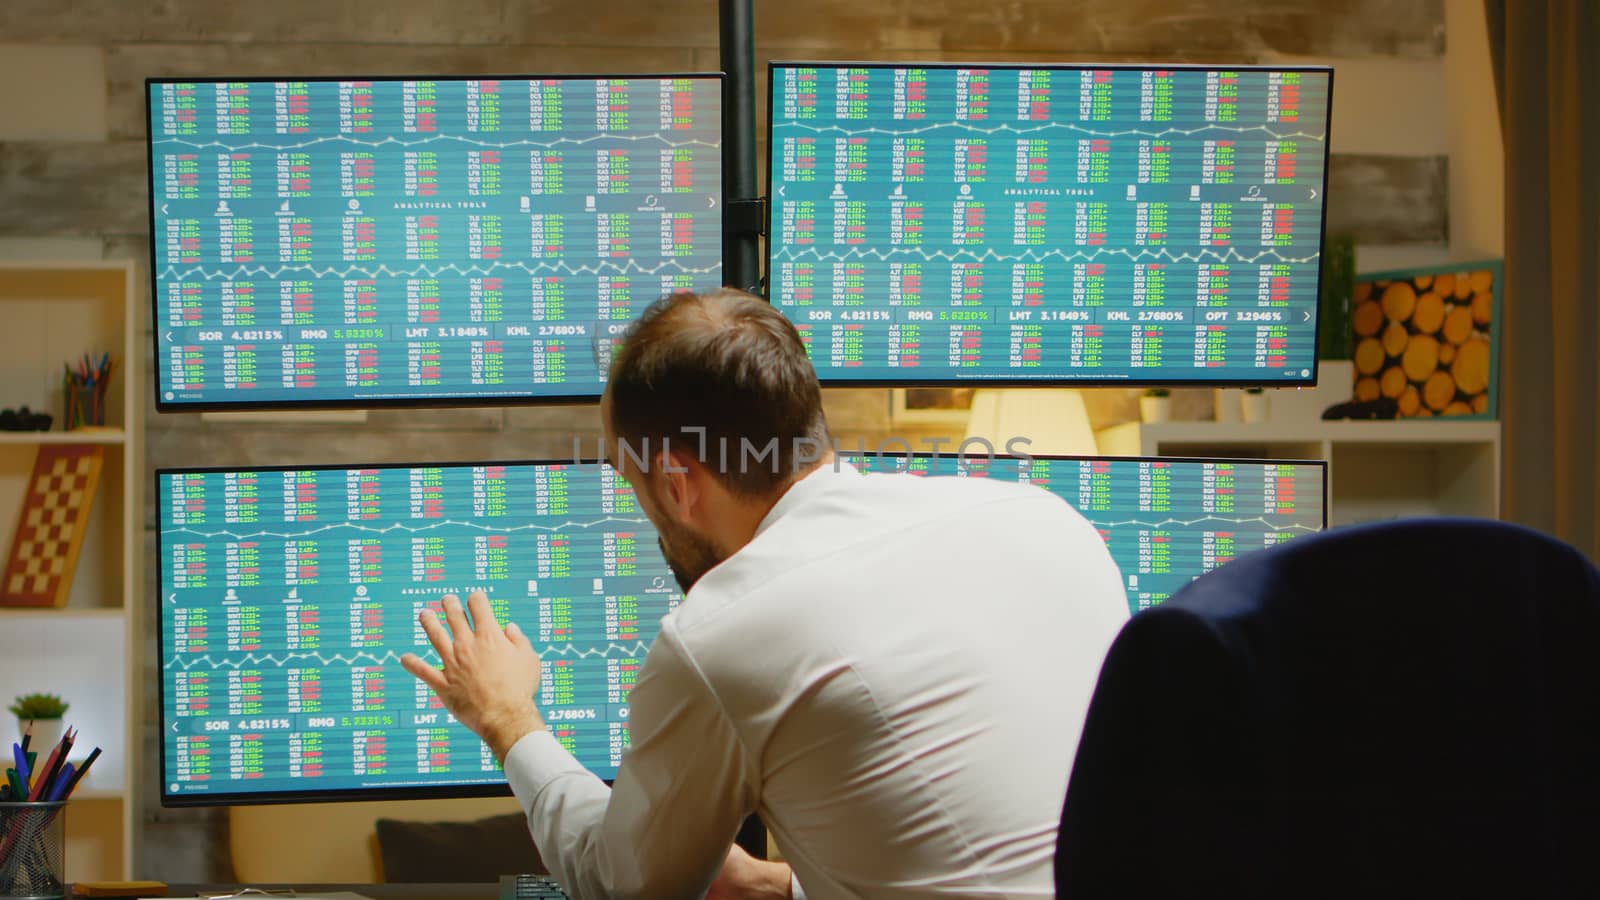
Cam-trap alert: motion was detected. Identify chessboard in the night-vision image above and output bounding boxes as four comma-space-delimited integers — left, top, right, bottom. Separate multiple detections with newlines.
2, 444, 105, 607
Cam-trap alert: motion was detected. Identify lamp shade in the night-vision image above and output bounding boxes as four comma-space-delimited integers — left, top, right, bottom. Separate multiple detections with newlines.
962, 389, 1098, 456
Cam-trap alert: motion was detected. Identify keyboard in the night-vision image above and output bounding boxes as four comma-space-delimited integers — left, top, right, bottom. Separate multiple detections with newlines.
499, 874, 570, 900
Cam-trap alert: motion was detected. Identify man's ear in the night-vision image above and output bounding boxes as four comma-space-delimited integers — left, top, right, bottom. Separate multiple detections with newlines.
655, 445, 702, 518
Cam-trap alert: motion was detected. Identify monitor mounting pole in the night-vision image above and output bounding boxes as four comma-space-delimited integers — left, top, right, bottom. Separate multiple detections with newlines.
721, 0, 764, 297
720, 0, 771, 861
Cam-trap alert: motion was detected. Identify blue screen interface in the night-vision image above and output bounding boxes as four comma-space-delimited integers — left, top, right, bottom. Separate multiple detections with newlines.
149, 76, 722, 408
847, 454, 1326, 607
768, 64, 1331, 385
159, 462, 679, 800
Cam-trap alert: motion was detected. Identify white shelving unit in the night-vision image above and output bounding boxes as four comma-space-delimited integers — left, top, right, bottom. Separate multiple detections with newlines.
0, 430, 129, 446
0, 261, 141, 881
1097, 419, 1501, 526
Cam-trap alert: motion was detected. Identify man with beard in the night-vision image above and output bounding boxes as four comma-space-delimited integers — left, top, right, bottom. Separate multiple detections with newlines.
402, 289, 1130, 899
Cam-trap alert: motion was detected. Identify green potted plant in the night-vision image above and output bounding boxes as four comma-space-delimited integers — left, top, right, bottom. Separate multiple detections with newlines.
1139, 388, 1172, 424
10, 693, 69, 749
1242, 387, 1269, 423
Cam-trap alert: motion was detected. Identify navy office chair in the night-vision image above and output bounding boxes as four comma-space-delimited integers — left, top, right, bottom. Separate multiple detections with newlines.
1055, 518, 1600, 899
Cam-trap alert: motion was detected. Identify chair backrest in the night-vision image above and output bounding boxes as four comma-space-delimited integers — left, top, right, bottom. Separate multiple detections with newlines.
1055, 518, 1600, 899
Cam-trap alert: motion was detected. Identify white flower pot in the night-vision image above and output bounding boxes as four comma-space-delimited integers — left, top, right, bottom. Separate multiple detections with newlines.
19, 717, 64, 751
1213, 388, 1243, 423
1139, 395, 1172, 424
1241, 392, 1270, 424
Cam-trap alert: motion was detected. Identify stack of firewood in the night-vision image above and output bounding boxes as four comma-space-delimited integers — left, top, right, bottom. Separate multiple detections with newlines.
1351, 269, 1494, 417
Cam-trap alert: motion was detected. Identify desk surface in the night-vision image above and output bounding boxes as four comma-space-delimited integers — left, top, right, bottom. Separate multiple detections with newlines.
167, 885, 499, 900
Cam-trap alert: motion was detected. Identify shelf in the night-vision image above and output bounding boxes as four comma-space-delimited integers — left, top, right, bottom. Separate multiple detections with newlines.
1096, 418, 1502, 524
0, 429, 127, 445
0, 606, 125, 618
1103, 419, 1500, 449
0, 261, 139, 879
66, 790, 124, 802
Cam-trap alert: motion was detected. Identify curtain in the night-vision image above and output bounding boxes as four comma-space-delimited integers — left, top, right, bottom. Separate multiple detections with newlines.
1484, 0, 1600, 560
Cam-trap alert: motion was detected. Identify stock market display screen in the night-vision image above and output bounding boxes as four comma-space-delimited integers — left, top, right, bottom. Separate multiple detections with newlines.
158, 461, 679, 802
768, 64, 1332, 386
849, 454, 1326, 607
157, 453, 1323, 802
148, 76, 723, 410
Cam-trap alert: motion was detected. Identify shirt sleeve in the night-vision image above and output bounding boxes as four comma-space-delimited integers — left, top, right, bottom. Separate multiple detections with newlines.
502, 620, 758, 900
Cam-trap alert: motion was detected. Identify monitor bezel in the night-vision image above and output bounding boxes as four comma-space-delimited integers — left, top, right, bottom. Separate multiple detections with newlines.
762, 60, 1336, 389
145, 72, 727, 414
154, 456, 622, 807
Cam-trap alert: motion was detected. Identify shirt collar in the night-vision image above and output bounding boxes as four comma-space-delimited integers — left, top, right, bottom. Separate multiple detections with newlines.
754, 459, 859, 538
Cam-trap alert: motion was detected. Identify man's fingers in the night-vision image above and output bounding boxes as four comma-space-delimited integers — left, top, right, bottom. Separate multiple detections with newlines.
442, 593, 472, 643
419, 608, 457, 667
400, 653, 449, 693
505, 621, 533, 652
466, 590, 499, 638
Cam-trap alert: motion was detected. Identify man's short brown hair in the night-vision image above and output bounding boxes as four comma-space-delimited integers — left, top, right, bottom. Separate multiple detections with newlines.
605, 289, 830, 496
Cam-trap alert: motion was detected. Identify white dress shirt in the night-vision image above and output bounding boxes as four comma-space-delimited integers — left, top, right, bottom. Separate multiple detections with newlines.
503, 460, 1130, 900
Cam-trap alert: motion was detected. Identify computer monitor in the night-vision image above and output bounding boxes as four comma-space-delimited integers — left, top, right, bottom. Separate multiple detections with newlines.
157, 453, 1325, 802
847, 453, 1327, 608
147, 75, 723, 411
157, 460, 679, 804
767, 63, 1333, 386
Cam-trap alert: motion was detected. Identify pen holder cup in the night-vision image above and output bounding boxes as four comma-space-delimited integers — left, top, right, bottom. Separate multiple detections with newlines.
66, 384, 106, 430
0, 802, 66, 900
